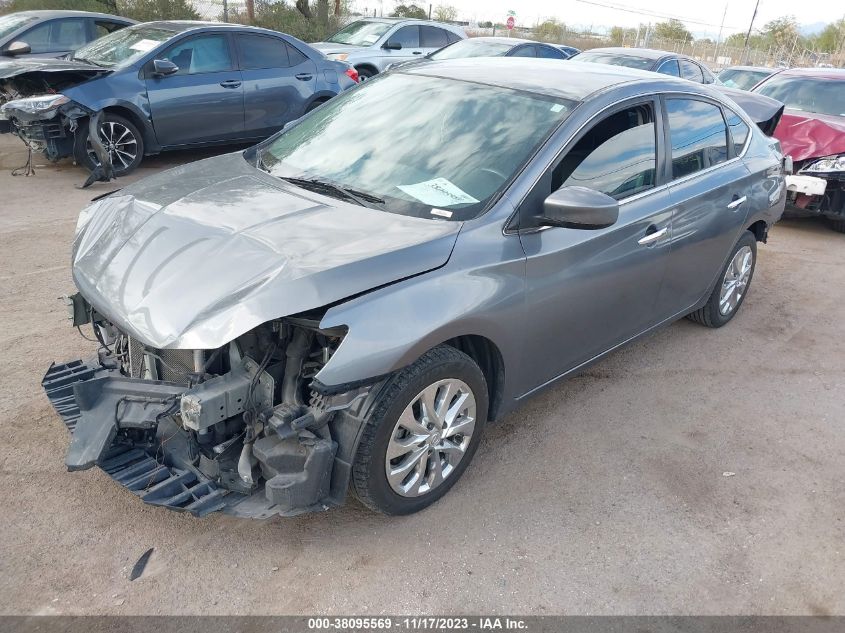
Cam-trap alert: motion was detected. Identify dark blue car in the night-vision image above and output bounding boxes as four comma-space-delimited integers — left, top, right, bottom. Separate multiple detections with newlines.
0, 21, 359, 175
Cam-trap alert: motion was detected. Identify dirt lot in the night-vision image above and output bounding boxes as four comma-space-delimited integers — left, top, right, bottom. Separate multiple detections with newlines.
0, 134, 843, 616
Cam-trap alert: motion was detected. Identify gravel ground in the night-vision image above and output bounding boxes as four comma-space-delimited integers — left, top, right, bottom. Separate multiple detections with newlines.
0, 135, 843, 616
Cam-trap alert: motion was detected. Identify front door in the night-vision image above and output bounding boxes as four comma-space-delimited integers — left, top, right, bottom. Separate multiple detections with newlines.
383, 26, 423, 63
518, 99, 673, 394
145, 33, 245, 147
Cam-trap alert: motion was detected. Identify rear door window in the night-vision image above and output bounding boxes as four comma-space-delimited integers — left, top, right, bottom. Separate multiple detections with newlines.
666, 98, 729, 178
420, 26, 449, 48
657, 59, 680, 76
93, 19, 127, 38
724, 108, 751, 156
236, 33, 290, 69
680, 59, 704, 83
510, 45, 536, 57
537, 45, 565, 59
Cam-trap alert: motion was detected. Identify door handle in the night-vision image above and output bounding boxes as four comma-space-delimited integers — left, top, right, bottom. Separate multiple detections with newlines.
727, 195, 747, 210
412, 51, 423, 55
219, 79, 241, 88
638, 226, 668, 246
295, 73, 313, 81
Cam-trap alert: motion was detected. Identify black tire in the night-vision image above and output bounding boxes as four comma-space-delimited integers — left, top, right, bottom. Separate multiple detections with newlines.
305, 99, 328, 113
356, 66, 376, 81
831, 219, 845, 234
687, 231, 757, 328
74, 113, 144, 176
352, 345, 488, 515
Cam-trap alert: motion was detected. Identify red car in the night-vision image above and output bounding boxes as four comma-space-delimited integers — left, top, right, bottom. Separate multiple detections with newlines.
753, 68, 845, 232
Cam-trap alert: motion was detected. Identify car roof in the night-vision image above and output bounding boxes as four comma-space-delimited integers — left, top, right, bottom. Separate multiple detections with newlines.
10, 9, 133, 20
773, 67, 845, 81
580, 47, 674, 61
354, 16, 462, 27
721, 65, 776, 73
462, 36, 534, 45
403, 57, 696, 101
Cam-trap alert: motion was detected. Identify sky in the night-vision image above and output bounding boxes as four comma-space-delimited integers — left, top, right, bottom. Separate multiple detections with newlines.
353, 0, 844, 39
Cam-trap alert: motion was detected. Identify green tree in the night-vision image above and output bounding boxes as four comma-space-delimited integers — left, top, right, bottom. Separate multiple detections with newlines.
811, 18, 844, 52
536, 18, 564, 42
609, 25, 636, 45
760, 16, 800, 49
433, 4, 457, 22
392, 3, 427, 19
653, 18, 692, 42
120, 0, 198, 21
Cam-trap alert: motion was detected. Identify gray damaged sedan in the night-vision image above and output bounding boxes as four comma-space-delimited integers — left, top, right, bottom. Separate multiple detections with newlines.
44, 59, 787, 518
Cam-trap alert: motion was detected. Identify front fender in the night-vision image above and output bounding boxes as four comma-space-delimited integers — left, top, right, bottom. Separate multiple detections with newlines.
316, 215, 527, 406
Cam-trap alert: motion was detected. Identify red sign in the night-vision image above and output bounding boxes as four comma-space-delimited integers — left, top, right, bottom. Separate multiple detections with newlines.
506, 16, 515, 30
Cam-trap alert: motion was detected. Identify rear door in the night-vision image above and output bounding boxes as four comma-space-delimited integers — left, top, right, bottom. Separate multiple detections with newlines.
658, 96, 754, 315
145, 32, 245, 147
235, 33, 317, 138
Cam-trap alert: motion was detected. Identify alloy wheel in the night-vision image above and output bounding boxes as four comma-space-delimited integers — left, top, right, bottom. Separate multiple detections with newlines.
719, 245, 753, 316
87, 120, 138, 172
385, 378, 476, 497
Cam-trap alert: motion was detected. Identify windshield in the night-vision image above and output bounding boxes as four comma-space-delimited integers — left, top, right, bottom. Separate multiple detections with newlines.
431, 39, 514, 60
258, 73, 575, 221
575, 52, 653, 70
718, 69, 772, 91
0, 14, 38, 40
326, 20, 392, 46
72, 25, 175, 68
755, 75, 844, 117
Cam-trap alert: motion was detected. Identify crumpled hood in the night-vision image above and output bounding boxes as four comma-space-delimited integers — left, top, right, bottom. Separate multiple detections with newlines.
774, 110, 845, 162
0, 57, 109, 81
310, 43, 370, 57
72, 152, 461, 350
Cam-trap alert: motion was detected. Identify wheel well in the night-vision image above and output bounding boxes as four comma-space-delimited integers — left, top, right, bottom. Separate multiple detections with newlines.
354, 63, 378, 76
747, 220, 768, 243
443, 335, 505, 422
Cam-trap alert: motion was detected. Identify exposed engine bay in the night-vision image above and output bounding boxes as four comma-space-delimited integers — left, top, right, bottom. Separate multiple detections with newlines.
785, 157, 845, 220
42, 294, 380, 518
0, 64, 109, 183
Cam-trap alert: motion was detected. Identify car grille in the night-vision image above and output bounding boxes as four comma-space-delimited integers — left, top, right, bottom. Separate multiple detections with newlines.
127, 337, 194, 385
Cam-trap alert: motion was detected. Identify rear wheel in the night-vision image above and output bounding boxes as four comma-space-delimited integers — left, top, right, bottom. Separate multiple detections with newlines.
831, 218, 845, 234
74, 113, 144, 176
352, 346, 488, 515
687, 231, 757, 328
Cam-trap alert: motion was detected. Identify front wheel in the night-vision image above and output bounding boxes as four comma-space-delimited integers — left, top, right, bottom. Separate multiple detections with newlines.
687, 231, 757, 328
352, 346, 488, 515
74, 113, 144, 176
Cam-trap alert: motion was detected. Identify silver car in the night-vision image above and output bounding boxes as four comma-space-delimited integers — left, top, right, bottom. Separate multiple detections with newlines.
44, 59, 786, 519
310, 17, 465, 79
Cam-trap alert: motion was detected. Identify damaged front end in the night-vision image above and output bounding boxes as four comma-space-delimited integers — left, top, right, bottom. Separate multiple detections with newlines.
43, 296, 380, 519
0, 61, 107, 176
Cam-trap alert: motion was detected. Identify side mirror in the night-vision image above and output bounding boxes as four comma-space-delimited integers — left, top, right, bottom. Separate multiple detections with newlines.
539, 186, 619, 229
383, 41, 402, 50
152, 59, 179, 76
4, 41, 31, 56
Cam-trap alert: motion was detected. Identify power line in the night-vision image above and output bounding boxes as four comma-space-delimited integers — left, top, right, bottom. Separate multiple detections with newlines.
573, 0, 741, 30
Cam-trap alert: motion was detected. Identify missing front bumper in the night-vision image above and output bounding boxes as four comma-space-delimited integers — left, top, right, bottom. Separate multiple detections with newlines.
42, 358, 350, 519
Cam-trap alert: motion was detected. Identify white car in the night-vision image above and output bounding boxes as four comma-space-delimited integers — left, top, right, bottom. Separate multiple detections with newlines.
311, 17, 465, 80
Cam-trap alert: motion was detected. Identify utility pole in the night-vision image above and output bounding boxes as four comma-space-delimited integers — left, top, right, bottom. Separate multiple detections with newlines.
742, 0, 761, 64
222, 0, 228, 22
714, 3, 727, 66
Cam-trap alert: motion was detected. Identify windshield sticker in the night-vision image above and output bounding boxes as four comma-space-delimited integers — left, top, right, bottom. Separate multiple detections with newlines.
398, 178, 479, 208
362, 34, 380, 44
431, 208, 453, 218
550, 103, 565, 112
130, 39, 159, 52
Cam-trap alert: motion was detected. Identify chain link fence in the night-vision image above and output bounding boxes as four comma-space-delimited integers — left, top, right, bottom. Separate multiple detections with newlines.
466, 25, 841, 70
